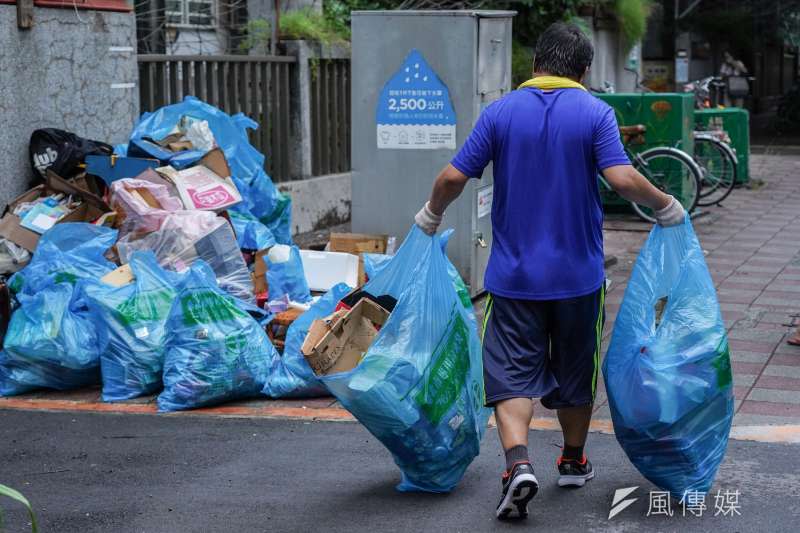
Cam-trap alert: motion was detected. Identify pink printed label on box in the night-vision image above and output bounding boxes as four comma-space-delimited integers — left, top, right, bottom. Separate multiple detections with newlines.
187, 185, 236, 209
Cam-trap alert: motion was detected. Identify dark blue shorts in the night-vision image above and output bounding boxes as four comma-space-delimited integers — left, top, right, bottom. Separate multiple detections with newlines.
481, 287, 605, 409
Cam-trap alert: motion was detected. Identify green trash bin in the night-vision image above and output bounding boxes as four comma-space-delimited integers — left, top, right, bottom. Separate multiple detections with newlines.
595, 93, 696, 208
694, 108, 750, 184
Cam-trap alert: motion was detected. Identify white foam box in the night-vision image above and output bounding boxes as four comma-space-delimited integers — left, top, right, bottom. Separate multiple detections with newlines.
299, 250, 359, 292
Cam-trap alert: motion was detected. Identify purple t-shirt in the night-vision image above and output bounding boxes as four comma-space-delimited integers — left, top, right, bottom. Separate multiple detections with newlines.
451, 87, 629, 299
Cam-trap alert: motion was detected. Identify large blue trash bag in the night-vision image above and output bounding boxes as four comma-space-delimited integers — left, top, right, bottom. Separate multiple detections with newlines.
0, 224, 118, 395
119, 96, 292, 244
262, 283, 352, 398
229, 210, 276, 251
158, 261, 277, 411
320, 226, 490, 493
0, 285, 101, 395
265, 245, 312, 303
602, 218, 733, 498
82, 252, 181, 402
8, 223, 118, 296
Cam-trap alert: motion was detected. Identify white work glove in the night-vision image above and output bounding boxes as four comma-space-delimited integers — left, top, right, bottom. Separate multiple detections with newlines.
414, 202, 443, 236
654, 196, 686, 227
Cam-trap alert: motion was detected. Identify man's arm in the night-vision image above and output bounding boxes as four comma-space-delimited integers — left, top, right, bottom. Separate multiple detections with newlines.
415, 106, 494, 236
602, 164, 685, 226
415, 164, 470, 235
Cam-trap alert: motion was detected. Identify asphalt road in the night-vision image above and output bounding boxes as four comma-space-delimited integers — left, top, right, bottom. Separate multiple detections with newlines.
1, 410, 798, 532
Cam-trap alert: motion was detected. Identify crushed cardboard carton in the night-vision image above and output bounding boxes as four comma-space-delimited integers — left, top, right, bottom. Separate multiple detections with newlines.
302, 298, 390, 376
0, 170, 111, 252
156, 148, 240, 212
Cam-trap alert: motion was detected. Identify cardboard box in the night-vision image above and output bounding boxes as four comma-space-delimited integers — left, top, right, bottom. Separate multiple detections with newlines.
329, 233, 389, 285
301, 298, 390, 376
0, 171, 112, 252
329, 232, 389, 255
157, 148, 240, 212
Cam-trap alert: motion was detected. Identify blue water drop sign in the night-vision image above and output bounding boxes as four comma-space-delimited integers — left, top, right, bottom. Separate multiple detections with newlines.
376, 49, 457, 150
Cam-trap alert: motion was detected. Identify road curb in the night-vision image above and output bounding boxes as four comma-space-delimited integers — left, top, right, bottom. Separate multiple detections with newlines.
3, 397, 799, 444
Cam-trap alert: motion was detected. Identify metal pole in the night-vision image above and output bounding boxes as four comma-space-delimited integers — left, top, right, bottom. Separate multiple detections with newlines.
271, 0, 280, 55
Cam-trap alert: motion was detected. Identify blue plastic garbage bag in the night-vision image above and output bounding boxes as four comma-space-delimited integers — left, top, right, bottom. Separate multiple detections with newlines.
262, 283, 352, 398
0, 285, 101, 395
158, 260, 277, 411
602, 218, 733, 498
229, 210, 276, 251
82, 252, 181, 402
120, 96, 292, 244
0, 223, 118, 395
265, 245, 311, 303
8, 223, 118, 296
320, 226, 490, 493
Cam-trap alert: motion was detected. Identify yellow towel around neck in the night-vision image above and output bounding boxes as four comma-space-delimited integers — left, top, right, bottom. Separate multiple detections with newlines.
518, 76, 586, 91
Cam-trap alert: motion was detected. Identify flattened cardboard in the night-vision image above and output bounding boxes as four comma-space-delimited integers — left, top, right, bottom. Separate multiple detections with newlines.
302, 299, 390, 376
85, 155, 160, 185
101, 263, 135, 287
252, 249, 268, 295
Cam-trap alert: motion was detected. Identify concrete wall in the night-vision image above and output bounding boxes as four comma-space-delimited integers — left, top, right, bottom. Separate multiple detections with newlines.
0, 7, 139, 207
582, 16, 642, 93
279, 172, 350, 235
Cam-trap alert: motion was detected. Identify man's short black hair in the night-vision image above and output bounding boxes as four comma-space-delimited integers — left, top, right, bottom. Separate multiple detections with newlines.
533, 22, 594, 80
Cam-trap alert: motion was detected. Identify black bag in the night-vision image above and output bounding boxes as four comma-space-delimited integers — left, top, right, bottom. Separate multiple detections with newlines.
29, 128, 113, 183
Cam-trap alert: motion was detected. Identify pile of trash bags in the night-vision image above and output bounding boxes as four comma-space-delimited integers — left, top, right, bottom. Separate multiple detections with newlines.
603, 218, 734, 498
0, 98, 298, 411
0, 98, 490, 492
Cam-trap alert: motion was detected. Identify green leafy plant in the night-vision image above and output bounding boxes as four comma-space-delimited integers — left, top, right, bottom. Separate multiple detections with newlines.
239, 8, 352, 52
0, 483, 38, 533
239, 19, 272, 52
279, 8, 350, 46
614, 0, 652, 46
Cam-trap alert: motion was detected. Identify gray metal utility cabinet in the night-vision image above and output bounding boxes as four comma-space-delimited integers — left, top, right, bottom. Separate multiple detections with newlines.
350, 10, 515, 295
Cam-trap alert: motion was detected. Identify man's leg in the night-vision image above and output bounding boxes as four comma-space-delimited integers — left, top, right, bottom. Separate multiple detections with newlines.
482, 295, 555, 518
557, 405, 593, 460
495, 398, 534, 469
542, 285, 605, 486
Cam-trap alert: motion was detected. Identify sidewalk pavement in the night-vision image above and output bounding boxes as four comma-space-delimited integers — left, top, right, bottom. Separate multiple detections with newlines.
0, 154, 799, 441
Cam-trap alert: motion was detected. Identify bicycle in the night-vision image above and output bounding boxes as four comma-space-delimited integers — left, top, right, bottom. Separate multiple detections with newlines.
684, 77, 740, 206
693, 131, 738, 206
598, 125, 703, 223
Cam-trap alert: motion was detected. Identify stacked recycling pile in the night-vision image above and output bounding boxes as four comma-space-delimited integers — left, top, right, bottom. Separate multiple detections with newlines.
0, 98, 311, 411
0, 98, 490, 492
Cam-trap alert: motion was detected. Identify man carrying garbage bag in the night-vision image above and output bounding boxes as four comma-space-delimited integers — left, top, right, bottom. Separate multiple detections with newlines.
415, 22, 685, 520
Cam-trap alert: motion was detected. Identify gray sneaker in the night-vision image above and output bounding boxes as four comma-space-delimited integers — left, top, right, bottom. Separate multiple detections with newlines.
496, 462, 539, 519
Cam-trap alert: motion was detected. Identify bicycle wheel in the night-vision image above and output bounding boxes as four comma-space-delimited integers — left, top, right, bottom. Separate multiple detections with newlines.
694, 135, 737, 206
629, 147, 702, 223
